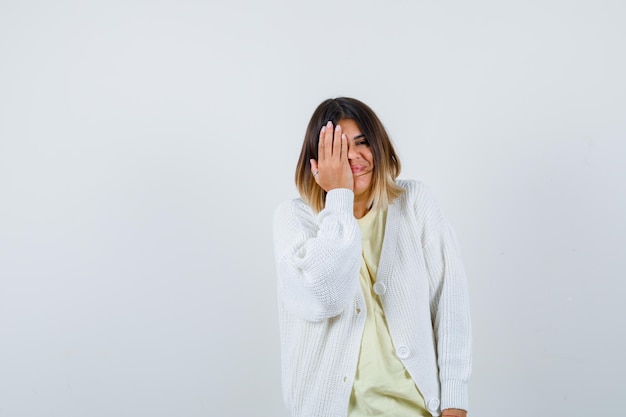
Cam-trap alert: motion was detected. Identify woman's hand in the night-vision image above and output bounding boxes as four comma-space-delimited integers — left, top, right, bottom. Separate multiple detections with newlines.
310, 121, 353, 192
441, 408, 467, 417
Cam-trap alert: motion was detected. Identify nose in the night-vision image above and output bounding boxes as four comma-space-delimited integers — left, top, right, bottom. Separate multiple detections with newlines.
347, 141, 358, 160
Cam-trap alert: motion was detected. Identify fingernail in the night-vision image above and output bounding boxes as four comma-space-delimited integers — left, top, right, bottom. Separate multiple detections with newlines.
310, 159, 314, 165
342, 134, 346, 139
335, 125, 341, 131
321, 126, 326, 133
326, 121, 332, 127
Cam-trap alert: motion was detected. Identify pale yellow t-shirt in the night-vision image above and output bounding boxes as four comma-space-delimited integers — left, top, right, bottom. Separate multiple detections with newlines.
348, 208, 429, 417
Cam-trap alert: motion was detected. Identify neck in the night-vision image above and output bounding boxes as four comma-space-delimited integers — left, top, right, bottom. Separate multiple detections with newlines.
353, 194, 371, 219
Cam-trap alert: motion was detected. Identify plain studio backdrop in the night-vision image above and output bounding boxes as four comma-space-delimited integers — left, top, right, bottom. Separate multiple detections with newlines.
1, 0, 625, 416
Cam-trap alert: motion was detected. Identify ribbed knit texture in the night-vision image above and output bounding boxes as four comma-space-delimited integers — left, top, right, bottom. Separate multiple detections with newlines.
273, 181, 472, 417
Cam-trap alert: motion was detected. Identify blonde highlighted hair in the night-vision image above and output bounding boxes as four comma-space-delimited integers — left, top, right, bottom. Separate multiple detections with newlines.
295, 97, 403, 213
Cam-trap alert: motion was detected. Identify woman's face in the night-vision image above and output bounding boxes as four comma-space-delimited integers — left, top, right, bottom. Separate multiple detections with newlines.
337, 118, 374, 200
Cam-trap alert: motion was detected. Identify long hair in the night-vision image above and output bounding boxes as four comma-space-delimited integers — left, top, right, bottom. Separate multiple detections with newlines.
295, 97, 403, 213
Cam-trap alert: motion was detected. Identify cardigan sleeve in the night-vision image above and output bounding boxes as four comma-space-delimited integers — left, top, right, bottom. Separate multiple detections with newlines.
273, 189, 362, 322
419, 186, 472, 412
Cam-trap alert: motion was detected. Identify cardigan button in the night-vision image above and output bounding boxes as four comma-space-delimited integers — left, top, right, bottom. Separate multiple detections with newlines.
427, 398, 440, 411
373, 281, 386, 295
396, 345, 410, 359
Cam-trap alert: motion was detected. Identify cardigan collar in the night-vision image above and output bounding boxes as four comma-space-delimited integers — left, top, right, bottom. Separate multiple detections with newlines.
376, 195, 401, 285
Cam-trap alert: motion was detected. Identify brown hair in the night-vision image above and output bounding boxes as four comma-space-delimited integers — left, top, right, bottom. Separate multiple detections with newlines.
295, 97, 403, 213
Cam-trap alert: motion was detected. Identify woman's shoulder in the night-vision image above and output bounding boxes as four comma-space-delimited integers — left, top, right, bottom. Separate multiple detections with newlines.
395, 179, 437, 204
394, 179, 447, 231
396, 178, 427, 192
274, 196, 313, 223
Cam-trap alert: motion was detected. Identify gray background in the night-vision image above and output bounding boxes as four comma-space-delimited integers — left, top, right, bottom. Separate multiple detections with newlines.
1, 0, 625, 416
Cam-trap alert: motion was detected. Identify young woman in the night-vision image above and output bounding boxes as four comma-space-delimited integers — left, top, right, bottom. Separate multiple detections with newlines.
273, 97, 472, 417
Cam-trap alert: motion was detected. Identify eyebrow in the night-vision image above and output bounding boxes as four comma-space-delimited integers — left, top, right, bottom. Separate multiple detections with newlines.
353, 134, 366, 140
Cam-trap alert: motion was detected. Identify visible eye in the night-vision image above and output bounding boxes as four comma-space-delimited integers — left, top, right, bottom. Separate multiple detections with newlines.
356, 139, 369, 146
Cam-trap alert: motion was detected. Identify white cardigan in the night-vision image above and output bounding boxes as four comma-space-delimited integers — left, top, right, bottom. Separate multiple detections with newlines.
273, 180, 472, 417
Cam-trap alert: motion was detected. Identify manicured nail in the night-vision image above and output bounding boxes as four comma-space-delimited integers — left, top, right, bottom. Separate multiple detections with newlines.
321, 126, 326, 133
335, 125, 341, 131
326, 121, 333, 127
342, 134, 346, 139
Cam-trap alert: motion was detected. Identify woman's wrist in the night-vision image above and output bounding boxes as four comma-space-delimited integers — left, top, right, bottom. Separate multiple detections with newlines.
441, 408, 467, 417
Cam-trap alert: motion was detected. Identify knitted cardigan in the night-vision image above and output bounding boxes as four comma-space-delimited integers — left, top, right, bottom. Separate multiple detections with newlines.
273, 180, 472, 417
